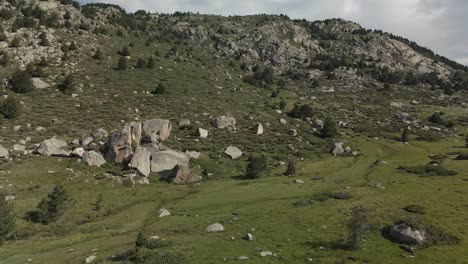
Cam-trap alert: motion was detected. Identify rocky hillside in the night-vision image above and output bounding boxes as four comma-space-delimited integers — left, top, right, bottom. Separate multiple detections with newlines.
0, 1, 467, 264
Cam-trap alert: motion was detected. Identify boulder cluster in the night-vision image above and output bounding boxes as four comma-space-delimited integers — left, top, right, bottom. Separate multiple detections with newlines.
32, 118, 202, 184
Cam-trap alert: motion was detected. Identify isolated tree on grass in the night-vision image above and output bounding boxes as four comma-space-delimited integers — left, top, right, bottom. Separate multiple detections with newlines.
147, 56, 155, 69
245, 156, 267, 179
10, 70, 33, 93
0, 97, 21, 119
117, 56, 128, 70
321, 118, 338, 138
347, 206, 370, 251
401, 127, 410, 143
284, 160, 296, 176
0, 193, 15, 245
35, 185, 74, 224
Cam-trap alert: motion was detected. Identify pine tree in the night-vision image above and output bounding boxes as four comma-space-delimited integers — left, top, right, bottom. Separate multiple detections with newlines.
92, 48, 104, 60
401, 127, 410, 143
136, 58, 147, 69
321, 118, 338, 138
10, 70, 33, 94
117, 57, 128, 70
147, 56, 155, 69
347, 206, 369, 251
0, 194, 15, 244
245, 156, 267, 179
35, 185, 74, 224
284, 160, 296, 176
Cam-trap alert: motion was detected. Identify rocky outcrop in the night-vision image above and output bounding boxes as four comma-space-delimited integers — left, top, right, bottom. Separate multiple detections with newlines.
105, 129, 134, 163
82, 151, 106, 167
128, 147, 151, 177
151, 150, 190, 173
91, 128, 108, 141
212, 115, 236, 129
224, 146, 242, 159
160, 165, 202, 184
124, 122, 142, 147
142, 119, 172, 142
36, 138, 71, 157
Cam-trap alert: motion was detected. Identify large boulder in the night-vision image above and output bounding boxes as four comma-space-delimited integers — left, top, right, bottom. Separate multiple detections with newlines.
105, 129, 134, 163
151, 150, 190, 173
224, 146, 242, 159
388, 223, 427, 245
36, 138, 71, 157
0, 145, 9, 159
142, 119, 172, 142
212, 115, 236, 129
124, 122, 142, 147
160, 165, 202, 184
128, 147, 151, 177
91, 128, 109, 141
82, 151, 106, 167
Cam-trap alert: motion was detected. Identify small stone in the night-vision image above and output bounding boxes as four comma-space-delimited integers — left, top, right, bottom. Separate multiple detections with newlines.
159, 208, 171, 218
206, 223, 224, 232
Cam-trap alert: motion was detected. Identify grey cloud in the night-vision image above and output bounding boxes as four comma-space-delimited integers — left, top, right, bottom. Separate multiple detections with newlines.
79, 0, 468, 65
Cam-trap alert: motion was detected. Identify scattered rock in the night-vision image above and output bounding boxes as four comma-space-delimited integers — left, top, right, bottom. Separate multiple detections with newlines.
159, 208, 171, 218
185, 151, 201, 159
206, 223, 224, 232
13, 144, 26, 152
212, 115, 236, 129
72, 147, 85, 158
259, 251, 273, 257
36, 138, 71, 157
198, 128, 209, 138
244, 233, 254, 241
82, 151, 106, 167
91, 128, 108, 141
279, 118, 287, 125
294, 179, 305, 184
328, 142, 345, 156
178, 119, 191, 128
224, 146, 242, 159
289, 129, 298, 137
254, 123, 263, 135
0, 145, 9, 159
388, 223, 427, 245
32, 78, 50, 89
85, 255, 96, 264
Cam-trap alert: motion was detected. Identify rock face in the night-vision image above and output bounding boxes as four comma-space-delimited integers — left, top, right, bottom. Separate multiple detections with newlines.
151, 150, 190, 173
160, 165, 202, 184
105, 129, 134, 163
224, 146, 242, 159
142, 119, 172, 142
128, 147, 151, 177
254, 123, 264, 135
206, 223, 224, 232
212, 115, 236, 129
36, 138, 71, 157
388, 223, 427, 245
0, 145, 9, 159
198, 128, 208, 138
82, 151, 106, 167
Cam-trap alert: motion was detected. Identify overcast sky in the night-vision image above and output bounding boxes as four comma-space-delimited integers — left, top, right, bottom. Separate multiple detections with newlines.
79, 0, 468, 65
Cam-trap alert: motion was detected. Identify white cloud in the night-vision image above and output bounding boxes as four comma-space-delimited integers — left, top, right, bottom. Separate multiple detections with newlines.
79, 0, 467, 62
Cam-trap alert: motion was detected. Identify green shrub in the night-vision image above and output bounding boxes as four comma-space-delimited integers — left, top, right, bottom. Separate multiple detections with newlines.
10, 70, 33, 93
401, 127, 410, 143
321, 118, 338, 138
0, 97, 21, 119
288, 103, 314, 119
0, 193, 16, 244
283, 160, 296, 176
398, 164, 458, 176
332, 191, 352, 200
245, 156, 267, 179
136, 58, 147, 69
92, 48, 104, 60
403, 205, 426, 214
152, 83, 167, 95
57, 74, 76, 94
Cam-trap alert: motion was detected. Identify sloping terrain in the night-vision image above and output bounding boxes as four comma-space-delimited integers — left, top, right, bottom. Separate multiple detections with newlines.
0, 1, 467, 264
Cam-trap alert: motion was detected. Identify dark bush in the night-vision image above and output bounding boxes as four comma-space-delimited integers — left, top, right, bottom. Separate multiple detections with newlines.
321, 118, 338, 138
152, 84, 167, 95
331, 191, 352, 200
57, 74, 76, 94
0, 97, 21, 119
136, 58, 147, 69
10, 70, 33, 93
245, 156, 267, 179
288, 103, 314, 119
403, 205, 426, 214
117, 57, 128, 70
398, 165, 458, 176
